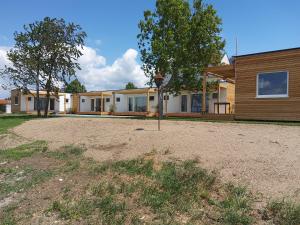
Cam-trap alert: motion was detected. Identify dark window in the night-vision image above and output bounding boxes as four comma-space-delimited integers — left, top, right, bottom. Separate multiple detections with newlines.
257, 71, 288, 97
82, 99, 85, 103
28, 97, 32, 101
181, 95, 187, 112
106, 98, 110, 103
116, 97, 121, 102
34, 98, 48, 110
14, 96, 19, 105
91, 99, 95, 111
191, 94, 208, 113
66, 99, 69, 103
149, 96, 155, 101
164, 95, 169, 100
212, 93, 218, 99
50, 99, 55, 110
134, 96, 147, 112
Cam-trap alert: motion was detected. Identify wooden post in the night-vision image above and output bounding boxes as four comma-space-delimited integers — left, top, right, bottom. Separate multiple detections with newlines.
202, 72, 207, 114
146, 89, 150, 113
112, 92, 116, 115
165, 94, 168, 116
64, 94, 66, 113
25, 95, 29, 113
101, 93, 104, 113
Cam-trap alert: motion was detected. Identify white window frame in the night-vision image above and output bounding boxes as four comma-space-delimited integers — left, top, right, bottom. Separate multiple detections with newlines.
256, 71, 289, 98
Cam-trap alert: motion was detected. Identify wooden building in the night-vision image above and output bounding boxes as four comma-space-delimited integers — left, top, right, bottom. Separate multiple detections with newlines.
234, 48, 300, 121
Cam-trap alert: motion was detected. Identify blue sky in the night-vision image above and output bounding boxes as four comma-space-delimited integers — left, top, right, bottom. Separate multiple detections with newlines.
1, 0, 300, 98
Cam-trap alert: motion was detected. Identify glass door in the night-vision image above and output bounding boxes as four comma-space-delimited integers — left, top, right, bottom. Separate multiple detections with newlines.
96, 98, 101, 112
128, 97, 133, 112
50, 99, 55, 111
91, 99, 95, 111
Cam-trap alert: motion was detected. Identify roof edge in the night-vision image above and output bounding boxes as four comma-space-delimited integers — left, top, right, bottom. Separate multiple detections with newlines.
234, 47, 300, 58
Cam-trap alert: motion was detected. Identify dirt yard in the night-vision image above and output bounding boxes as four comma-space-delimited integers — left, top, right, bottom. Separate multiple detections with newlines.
13, 117, 300, 200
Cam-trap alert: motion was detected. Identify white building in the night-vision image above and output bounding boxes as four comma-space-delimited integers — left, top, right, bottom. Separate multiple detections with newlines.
11, 89, 73, 114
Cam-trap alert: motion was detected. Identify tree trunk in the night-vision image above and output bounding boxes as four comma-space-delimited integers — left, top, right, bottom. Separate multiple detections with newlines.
43, 79, 51, 117
36, 76, 41, 117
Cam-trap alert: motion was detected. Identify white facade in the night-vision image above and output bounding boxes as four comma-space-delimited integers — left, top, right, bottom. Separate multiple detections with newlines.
17, 91, 71, 113
77, 87, 231, 115
5, 104, 11, 113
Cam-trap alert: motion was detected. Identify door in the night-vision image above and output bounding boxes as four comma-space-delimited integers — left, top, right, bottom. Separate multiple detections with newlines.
181, 95, 187, 112
128, 97, 133, 112
95, 98, 101, 112
91, 99, 95, 111
191, 94, 208, 113
50, 98, 55, 111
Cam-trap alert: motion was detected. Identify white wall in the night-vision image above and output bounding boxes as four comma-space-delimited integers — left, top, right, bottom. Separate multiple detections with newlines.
114, 94, 126, 112
5, 104, 11, 114
79, 96, 92, 112
65, 94, 72, 113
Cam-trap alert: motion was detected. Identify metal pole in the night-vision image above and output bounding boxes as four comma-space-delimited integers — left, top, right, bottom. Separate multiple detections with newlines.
158, 87, 160, 131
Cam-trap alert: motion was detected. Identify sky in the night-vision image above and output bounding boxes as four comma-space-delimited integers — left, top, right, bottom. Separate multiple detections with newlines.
1, 0, 300, 98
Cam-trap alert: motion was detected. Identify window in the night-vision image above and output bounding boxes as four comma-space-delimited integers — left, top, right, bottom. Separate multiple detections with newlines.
257, 71, 288, 98
181, 95, 187, 112
116, 97, 121, 102
134, 96, 147, 112
34, 98, 48, 110
164, 95, 169, 100
28, 97, 32, 101
149, 96, 155, 101
66, 99, 69, 103
106, 98, 110, 103
82, 99, 85, 103
14, 96, 19, 105
212, 93, 218, 99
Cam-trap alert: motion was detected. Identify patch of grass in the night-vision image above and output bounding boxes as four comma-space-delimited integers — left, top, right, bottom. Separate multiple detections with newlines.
219, 184, 253, 225
0, 204, 18, 225
0, 115, 36, 134
63, 160, 80, 172
267, 199, 300, 225
111, 158, 154, 177
0, 141, 47, 161
0, 166, 53, 198
46, 145, 85, 160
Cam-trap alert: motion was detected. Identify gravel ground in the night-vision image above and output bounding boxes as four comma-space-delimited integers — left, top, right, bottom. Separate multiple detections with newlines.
13, 117, 300, 200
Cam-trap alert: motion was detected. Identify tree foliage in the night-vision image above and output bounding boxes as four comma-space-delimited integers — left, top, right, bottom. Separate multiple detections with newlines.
125, 82, 137, 89
65, 79, 86, 93
2, 17, 86, 117
137, 0, 225, 94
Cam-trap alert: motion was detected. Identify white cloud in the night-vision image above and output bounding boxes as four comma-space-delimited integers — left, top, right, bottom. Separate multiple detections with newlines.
0, 46, 11, 98
0, 45, 147, 98
77, 47, 147, 91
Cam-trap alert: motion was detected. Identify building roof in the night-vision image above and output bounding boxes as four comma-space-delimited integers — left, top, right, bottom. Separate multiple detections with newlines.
235, 47, 300, 58
0, 99, 10, 105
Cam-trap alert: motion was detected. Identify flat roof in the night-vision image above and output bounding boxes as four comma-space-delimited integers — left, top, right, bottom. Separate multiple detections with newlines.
235, 47, 300, 58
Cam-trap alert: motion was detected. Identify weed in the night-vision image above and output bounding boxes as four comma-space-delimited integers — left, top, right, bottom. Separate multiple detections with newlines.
219, 183, 253, 225
268, 199, 300, 225
0, 141, 47, 161
111, 158, 154, 177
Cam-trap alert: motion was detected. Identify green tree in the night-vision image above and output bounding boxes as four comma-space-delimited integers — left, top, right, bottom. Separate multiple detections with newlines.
125, 82, 137, 89
2, 22, 47, 116
137, 0, 225, 93
65, 79, 87, 93
2, 17, 86, 117
38, 17, 86, 116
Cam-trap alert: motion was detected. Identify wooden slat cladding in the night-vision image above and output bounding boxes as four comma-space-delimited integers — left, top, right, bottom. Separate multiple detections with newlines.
11, 89, 21, 113
235, 48, 300, 121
